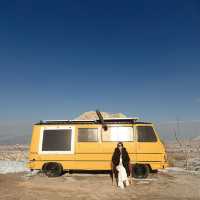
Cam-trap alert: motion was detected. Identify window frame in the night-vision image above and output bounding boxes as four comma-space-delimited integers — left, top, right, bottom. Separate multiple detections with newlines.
38, 126, 75, 154
101, 126, 134, 142
78, 128, 99, 142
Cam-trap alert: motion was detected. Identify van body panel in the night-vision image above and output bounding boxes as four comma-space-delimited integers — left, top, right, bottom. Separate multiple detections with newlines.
27, 122, 168, 171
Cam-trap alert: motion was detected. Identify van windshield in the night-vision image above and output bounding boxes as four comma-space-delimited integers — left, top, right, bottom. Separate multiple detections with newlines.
137, 126, 157, 142
102, 126, 133, 142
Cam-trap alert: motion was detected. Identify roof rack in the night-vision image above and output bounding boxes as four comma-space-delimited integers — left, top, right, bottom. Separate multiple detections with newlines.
36, 117, 139, 125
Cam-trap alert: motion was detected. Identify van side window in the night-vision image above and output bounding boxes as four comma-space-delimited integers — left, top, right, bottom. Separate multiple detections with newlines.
102, 127, 133, 142
137, 126, 157, 142
42, 129, 72, 151
78, 128, 98, 142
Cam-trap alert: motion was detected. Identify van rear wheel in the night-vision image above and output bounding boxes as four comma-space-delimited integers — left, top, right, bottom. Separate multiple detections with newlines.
42, 162, 63, 177
132, 164, 149, 179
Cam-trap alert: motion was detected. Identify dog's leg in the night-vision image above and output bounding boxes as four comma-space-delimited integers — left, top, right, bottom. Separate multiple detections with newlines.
128, 163, 133, 184
111, 162, 115, 186
111, 170, 114, 186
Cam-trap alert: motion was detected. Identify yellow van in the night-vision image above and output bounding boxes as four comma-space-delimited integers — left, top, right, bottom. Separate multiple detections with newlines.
27, 112, 168, 178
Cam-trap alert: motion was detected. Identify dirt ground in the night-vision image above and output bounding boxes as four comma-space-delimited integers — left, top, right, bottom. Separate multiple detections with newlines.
0, 170, 200, 200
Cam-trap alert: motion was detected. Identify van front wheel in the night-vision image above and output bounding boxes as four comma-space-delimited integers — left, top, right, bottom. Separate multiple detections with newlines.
132, 164, 149, 179
42, 162, 63, 177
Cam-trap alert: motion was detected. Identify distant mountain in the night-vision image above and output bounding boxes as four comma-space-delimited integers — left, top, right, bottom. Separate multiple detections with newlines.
0, 134, 31, 145
193, 135, 200, 141
0, 121, 32, 145
0, 116, 200, 144
157, 120, 200, 141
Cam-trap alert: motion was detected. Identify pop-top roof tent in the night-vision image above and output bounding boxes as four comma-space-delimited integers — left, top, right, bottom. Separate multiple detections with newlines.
36, 110, 151, 125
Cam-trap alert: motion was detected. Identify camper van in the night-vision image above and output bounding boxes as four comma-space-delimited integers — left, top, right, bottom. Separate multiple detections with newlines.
27, 112, 168, 178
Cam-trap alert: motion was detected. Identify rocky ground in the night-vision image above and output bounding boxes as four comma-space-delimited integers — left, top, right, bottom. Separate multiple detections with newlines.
0, 144, 28, 161
0, 141, 200, 200
165, 140, 200, 171
0, 169, 200, 200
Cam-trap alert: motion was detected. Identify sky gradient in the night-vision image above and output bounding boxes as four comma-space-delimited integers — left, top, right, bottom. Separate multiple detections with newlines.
0, 0, 200, 123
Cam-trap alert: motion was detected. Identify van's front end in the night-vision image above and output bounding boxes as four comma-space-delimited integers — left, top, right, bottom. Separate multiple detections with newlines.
160, 141, 169, 169
132, 123, 168, 178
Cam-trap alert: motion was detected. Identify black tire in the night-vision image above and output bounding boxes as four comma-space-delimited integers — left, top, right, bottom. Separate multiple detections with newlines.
132, 164, 149, 179
42, 162, 63, 177
151, 169, 158, 173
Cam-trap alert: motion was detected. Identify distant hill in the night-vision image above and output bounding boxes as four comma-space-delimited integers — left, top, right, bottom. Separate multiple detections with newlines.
193, 135, 200, 141
0, 134, 31, 145
157, 120, 200, 141
0, 115, 200, 144
0, 121, 32, 145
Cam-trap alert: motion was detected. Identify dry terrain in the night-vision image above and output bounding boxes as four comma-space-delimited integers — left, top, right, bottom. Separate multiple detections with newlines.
0, 140, 200, 200
0, 170, 200, 200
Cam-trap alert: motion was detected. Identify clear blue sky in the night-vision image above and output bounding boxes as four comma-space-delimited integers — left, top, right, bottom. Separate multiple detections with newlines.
0, 0, 200, 122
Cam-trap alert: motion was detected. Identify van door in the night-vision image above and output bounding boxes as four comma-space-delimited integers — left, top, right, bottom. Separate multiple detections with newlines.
135, 125, 163, 163
75, 126, 102, 165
